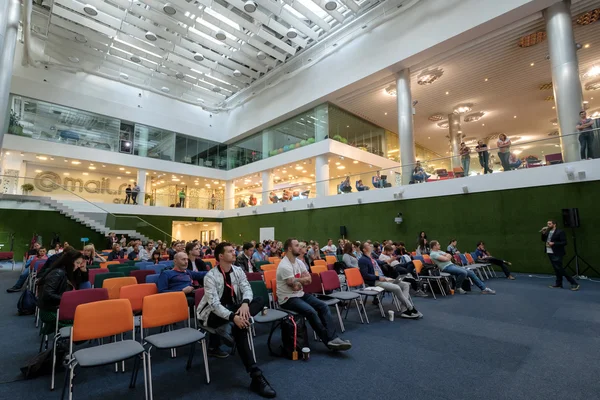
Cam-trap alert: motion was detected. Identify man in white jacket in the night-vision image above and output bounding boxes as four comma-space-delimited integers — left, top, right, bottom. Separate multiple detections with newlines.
196, 242, 275, 398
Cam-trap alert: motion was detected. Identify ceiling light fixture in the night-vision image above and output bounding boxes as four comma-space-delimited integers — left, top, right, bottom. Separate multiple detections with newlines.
384, 85, 396, 96
212, 87, 221, 93
244, 0, 257, 12
428, 113, 445, 122
585, 44, 591, 49
89, 166, 96, 170
286, 28, 298, 39
145, 31, 157, 41
193, 53, 204, 62
584, 65, 600, 78
256, 51, 267, 60
74, 34, 87, 43
437, 121, 449, 129
162, 2, 176, 15
68, 56, 79, 63
585, 79, 600, 91
233, 69, 242, 77
417, 67, 444, 85
175, 72, 185, 79
576, 9, 600, 26
324, 1, 338, 10
453, 103, 473, 114
463, 111, 485, 123
119, 72, 129, 80
215, 30, 227, 41
518, 31, 546, 47
130, 55, 141, 63
161, 86, 170, 93
83, 4, 98, 16
71, 161, 81, 165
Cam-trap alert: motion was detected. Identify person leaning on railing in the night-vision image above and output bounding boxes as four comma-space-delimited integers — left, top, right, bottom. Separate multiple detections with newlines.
576, 110, 595, 160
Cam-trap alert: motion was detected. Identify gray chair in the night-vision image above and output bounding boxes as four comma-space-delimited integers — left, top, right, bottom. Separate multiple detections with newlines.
320, 270, 368, 324
141, 293, 209, 400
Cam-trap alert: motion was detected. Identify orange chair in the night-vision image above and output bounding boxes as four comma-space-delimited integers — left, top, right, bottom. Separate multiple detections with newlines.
343, 268, 386, 318
204, 259, 215, 268
120, 283, 158, 314
141, 292, 209, 399
413, 260, 445, 299
270, 279, 279, 305
313, 259, 327, 267
261, 263, 278, 272
423, 254, 433, 264
465, 253, 475, 264
325, 256, 337, 267
264, 270, 277, 290
64, 299, 145, 399
101, 249, 112, 253
268, 257, 281, 265
100, 261, 121, 269
311, 265, 327, 274
102, 277, 137, 300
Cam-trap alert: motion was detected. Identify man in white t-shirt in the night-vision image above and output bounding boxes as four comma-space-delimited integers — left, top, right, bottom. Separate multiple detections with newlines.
320, 239, 337, 257
277, 238, 351, 351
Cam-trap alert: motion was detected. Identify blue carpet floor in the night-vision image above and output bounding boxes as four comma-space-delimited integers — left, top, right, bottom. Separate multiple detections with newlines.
1, 267, 600, 400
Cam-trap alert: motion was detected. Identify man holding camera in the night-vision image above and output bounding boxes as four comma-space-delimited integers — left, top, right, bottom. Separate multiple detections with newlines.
542, 220, 579, 291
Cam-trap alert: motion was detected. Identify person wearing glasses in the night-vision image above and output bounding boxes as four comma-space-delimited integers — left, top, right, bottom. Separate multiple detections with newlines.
576, 110, 595, 160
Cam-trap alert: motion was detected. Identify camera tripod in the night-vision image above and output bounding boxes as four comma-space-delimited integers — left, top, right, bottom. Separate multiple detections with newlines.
565, 229, 598, 278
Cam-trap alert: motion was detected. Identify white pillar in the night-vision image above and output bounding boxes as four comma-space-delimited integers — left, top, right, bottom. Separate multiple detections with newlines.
448, 114, 461, 169
136, 169, 146, 205
396, 69, 415, 185
0, 0, 20, 150
262, 170, 273, 205
314, 104, 328, 142
544, 0, 582, 162
225, 180, 235, 210
262, 129, 274, 159
315, 155, 329, 197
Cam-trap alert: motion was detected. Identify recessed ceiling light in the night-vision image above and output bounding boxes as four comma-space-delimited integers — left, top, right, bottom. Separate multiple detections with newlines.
89, 166, 96, 170
193, 53, 204, 62
119, 72, 129, 80
485, 78, 489, 81
82, 172, 89, 176
384, 112, 387, 115
256, 51, 267, 60
286, 28, 298, 39
453, 104, 473, 114
428, 137, 431, 139
63, 159, 68, 162
335, 162, 340, 165
233, 69, 242, 77
585, 43, 591, 48
163, 2, 176, 15
212, 87, 221, 93
63, 172, 70, 176
102, 165, 106, 167
119, 167, 125, 170
145, 31, 157, 41
530, 62, 535, 66
215, 30, 227, 41
244, 0, 257, 12
35, 169, 42, 173
161, 86, 170, 93
125, 171, 131, 174
353, 160, 358, 164
482, 123, 485, 126
175, 72, 185, 79
83, 4, 98, 16
324, 1, 338, 10
74, 34, 87, 43
514, 115, 517, 118
130, 55, 141, 63
68, 56, 79, 63
337, 166, 345, 170
71, 160, 81, 165
445, 91, 449, 95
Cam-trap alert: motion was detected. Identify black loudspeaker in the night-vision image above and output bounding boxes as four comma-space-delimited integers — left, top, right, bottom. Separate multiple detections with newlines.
340, 226, 347, 237
562, 208, 580, 228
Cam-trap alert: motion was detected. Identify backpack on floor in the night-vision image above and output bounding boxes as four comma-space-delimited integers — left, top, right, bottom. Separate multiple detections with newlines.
267, 315, 309, 360
17, 289, 36, 316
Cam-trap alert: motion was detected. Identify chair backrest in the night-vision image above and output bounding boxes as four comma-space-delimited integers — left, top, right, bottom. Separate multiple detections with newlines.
135, 261, 152, 268
245, 272, 262, 281
102, 276, 137, 299
130, 269, 155, 284
413, 259, 424, 274
303, 273, 322, 294
453, 254, 462, 265
411, 252, 416, 256
249, 281, 269, 305
423, 254, 432, 264
120, 283, 158, 313
311, 265, 327, 274
459, 254, 469, 265
142, 292, 188, 328
72, 299, 134, 341
254, 260, 269, 270
470, 252, 479, 262
194, 287, 205, 307
108, 264, 125, 273
261, 263, 277, 272
146, 273, 160, 285
100, 261, 120, 269
313, 260, 326, 267
94, 272, 125, 288
268, 257, 280, 264
320, 270, 341, 292
325, 256, 337, 266
264, 270, 277, 290
88, 268, 109, 286
413, 255, 425, 263
115, 266, 140, 276
58, 288, 109, 321
465, 253, 475, 264
204, 259, 215, 268
33, 259, 47, 272
344, 268, 365, 288
270, 280, 278, 303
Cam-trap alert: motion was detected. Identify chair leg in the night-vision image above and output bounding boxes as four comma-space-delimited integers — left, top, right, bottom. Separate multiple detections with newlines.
247, 329, 256, 363
186, 343, 196, 370
147, 350, 154, 400
334, 304, 345, 332
436, 280, 446, 296
129, 354, 140, 388
142, 353, 149, 400
201, 339, 210, 384
426, 280, 437, 299
50, 333, 61, 390
358, 298, 369, 324
121, 333, 126, 372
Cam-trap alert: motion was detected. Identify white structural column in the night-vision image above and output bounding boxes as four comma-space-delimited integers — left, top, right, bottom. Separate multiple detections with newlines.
225, 180, 235, 210
262, 170, 273, 205
262, 129, 274, 159
0, 0, 20, 150
396, 69, 416, 185
448, 113, 461, 169
314, 104, 328, 142
315, 155, 329, 197
136, 169, 147, 205
544, 0, 582, 162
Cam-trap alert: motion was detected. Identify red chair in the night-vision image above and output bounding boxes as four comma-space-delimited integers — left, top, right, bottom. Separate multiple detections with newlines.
453, 254, 462, 265
0, 251, 15, 270
89, 268, 109, 287
304, 273, 345, 332
320, 270, 364, 326
130, 269, 155, 284
50, 288, 109, 390
245, 272, 262, 281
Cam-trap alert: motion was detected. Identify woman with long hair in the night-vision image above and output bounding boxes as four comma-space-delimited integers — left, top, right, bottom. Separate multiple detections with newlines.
151, 250, 161, 265
342, 242, 358, 269
417, 231, 427, 247
416, 238, 430, 256
82, 244, 105, 265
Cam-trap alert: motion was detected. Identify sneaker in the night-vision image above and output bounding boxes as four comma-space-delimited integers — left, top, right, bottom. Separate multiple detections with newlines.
505, 261, 512, 266
250, 372, 277, 399
481, 288, 496, 295
208, 347, 230, 358
456, 288, 467, 295
410, 308, 423, 318
6, 286, 21, 293
414, 290, 428, 298
400, 310, 419, 319
549, 285, 563, 289
570, 284, 580, 291
507, 275, 516, 280
327, 337, 352, 351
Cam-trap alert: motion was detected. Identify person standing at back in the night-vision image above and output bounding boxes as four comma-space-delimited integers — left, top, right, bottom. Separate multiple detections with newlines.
459, 142, 471, 176
496, 134, 512, 171
124, 185, 132, 204
476, 140, 493, 174
542, 220, 579, 291
179, 188, 186, 208
131, 182, 140, 205
576, 110, 595, 160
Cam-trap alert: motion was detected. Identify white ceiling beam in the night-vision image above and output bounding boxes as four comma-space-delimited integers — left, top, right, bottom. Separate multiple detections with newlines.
169, 48, 251, 86
338, 0, 360, 13
312, 0, 345, 23
46, 33, 108, 58
161, 57, 238, 93
110, 41, 163, 65
53, 0, 123, 30
281, 0, 331, 32
115, 32, 168, 59
65, 0, 127, 20
251, 0, 319, 40
256, 27, 296, 55
48, 24, 110, 50
124, 12, 180, 43
51, 6, 117, 37
120, 22, 176, 52
130, 2, 189, 37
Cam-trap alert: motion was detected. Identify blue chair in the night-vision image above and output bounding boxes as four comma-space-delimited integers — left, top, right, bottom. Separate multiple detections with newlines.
459, 254, 469, 265
413, 255, 425, 264
146, 274, 160, 285
151, 264, 168, 274
159, 260, 171, 265
460, 254, 486, 280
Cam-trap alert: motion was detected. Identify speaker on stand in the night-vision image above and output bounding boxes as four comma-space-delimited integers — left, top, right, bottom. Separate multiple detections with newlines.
562, 208, 596, 277
339, 226, 347, 239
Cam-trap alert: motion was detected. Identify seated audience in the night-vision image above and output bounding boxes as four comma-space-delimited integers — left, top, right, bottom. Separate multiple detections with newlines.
475, 241, 515, 279
138, 241, 155, 261
352, 241, 363, 259
82, 244, 105, 266
508, 153, 522, 170
107, 243, 125, 261
197, 242, 275, 398
186, 242, 208, 272
236, 242, 256, 273
358, 243, 421, 319
356, 179, 370, 191
298, 241, 312, 272
151, 250, 162, 264
158, 242, 168, 256
47, 243, 62, 256
342, 242, 359, 268
157, 252, 207, 306
281, 190, 292, 202
379, 245, 427, 297
204, 240, 216, 256
416, 238, 430, 256
277, 238, 352, 351
447, 239, 460, 255
252, 243, 268, 263
6, 247, 47, 293
127, 243, 140, 260
238, 199, 247, 208
339, 177, 352, 193
412, 161, 430, 183
249, 194, 257, 206
371, 241, 382, 259
429, 240, 496, 294
307, 242, 322, 265
269, 191, 279, 203
372, 171, 387, 188
321, 239, 337, 256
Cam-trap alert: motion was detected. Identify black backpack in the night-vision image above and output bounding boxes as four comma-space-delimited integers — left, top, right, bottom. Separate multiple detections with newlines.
333, 261, 347, 274
267, 315, 309, 360
17, 289, 37, 316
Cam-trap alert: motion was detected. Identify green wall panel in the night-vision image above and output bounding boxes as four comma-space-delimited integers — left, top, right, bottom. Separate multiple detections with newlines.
222, 181, 600, 276
0, 210, 105, 257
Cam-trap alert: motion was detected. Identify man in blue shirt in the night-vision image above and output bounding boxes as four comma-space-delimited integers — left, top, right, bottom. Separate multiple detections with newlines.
158, 252, 207, 306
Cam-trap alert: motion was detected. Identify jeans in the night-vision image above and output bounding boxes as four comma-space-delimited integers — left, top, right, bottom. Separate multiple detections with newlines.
124, 194, 131, 204
132, 193, 138, 204
481, 257, 511, 277
412, 172, 429, 183
579, 132, 594, 159
79, 281, 92, 289
375, 280, 413, 311
443, 265, 486, 290
179, 198, 185, 207
461, 157, 470, 176
479, 152, 492, 173
13, 268, 30, 289
207, 297, 264, 373
548, 254, 577, 287
280, 293, 337, 343
498, 152, 510, 171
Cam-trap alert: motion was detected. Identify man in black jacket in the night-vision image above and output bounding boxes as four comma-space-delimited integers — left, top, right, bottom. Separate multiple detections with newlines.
542, 220, 579, 291
235, 242, 255, 273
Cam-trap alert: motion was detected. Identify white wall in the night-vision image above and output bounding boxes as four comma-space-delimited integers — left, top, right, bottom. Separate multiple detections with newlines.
172, 222, 222, 242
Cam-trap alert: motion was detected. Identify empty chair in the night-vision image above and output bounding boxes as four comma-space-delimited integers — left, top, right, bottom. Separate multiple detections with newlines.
120, 283, 158, 314
62, 299, 145, 400
102, 276, 137, 300
413, 260, 445, 299
146, 274, 160, 285
100, 261, 120, 269
93, 272, 124, 289
245, 272, 263, 282
142, 292, 209, 400
311, 265, 327, 274
325, 256, 337, 268
260, 264, 277, 272
130, 270, 155, 284
267, 257, 280, 265
313, 260, 327, 267
88, 268, 109, 287
320, 270, 366, 324
263, 270, 277, 292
